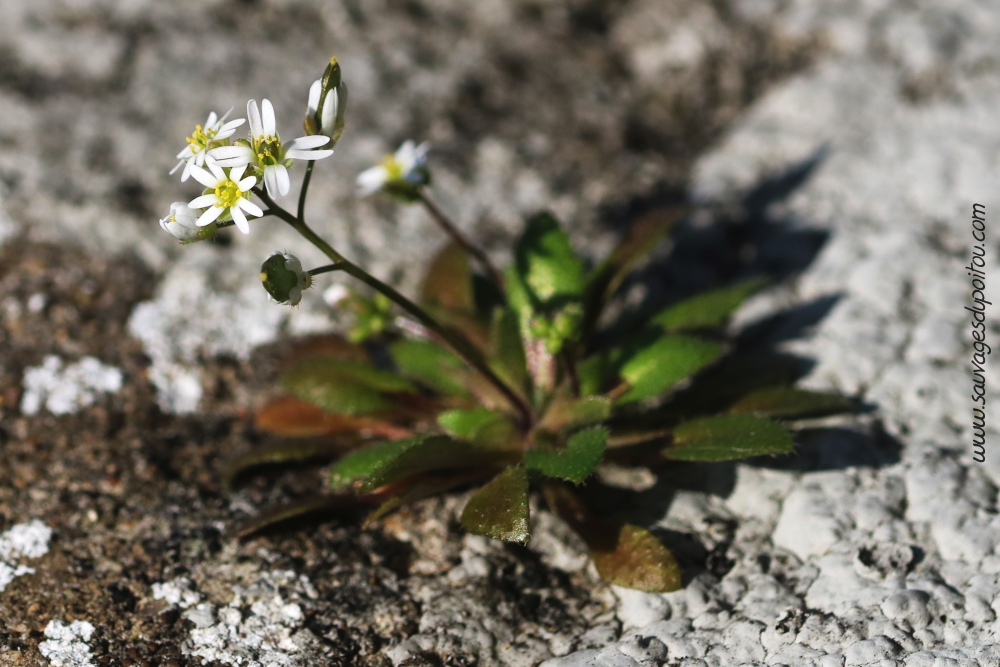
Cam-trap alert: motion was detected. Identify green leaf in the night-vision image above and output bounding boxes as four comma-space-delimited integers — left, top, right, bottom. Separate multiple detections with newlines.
329, 437, 423, 489
437, 409, 520, 450
359, 435, 507, 492
577, 353, 617, 397
651, 278, 768, 332
590, 524, 682, 592
539, 395, 612, 432
461, 466, 530, 544
617, 336, 722, 404
283, 358, 416, 415
586, 207, 685, 311
421, 242, 475, 312
727, 386, 852, 419
490, 307, 529, 392
665, 414, 794, 461
390, 339, 470, 397
526, 427, 607, 484
515, 212, 584, 307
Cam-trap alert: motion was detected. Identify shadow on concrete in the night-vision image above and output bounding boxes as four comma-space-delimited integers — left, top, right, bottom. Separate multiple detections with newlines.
585, 147, 900, 583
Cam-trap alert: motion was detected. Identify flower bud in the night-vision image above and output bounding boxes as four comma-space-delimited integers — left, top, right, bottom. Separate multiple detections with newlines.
160, 202, 216, 243
260, 252, 312, 306
305, 58, 348, 146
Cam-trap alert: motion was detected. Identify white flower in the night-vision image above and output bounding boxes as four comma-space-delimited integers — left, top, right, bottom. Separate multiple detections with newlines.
356, 140, 429, 196
186, 163, 263, 234
170, 109, 245, 182
159, 202, 204, 242
208, 99, 333, 198
261, 252, 312, 306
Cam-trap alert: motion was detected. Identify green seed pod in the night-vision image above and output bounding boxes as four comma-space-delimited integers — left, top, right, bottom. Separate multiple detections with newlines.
260, 252, 312, 306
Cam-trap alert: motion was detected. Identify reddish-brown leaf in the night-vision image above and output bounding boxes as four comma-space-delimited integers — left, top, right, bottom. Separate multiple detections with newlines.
255, 395, 413, 439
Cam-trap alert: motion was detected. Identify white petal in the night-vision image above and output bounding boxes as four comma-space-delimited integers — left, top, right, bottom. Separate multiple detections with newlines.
356, 167, 388, 195
188, 165, 218, 188
248, 99, 263, 138
180, 161, 194, 183
285, 135, 330, 151
219, 107, 234, 123
261, 99, 276, 136
307, 80, 321, 115
189, 194, 218, 209
414, 141, 430, 163
275, 164, 290, 196
176, 145, 194, 160
206, 111, 218, 128
238, 198, 264, 218
238, 175, 258, 192
321, 88, 337, 133
229, 163, 247, 181
170, 160, 184, 176
287, 149, 333, 161
196, 206, 223, 226
208, 161, 227, 182
208, 145, 253, 162
263, 165, 280, 198
231, 205, 249, 234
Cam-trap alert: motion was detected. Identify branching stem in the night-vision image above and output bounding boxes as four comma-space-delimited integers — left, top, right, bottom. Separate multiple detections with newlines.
254, 186, 532, 429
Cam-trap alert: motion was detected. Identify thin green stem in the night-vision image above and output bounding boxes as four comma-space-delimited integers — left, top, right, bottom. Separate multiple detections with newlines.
307, 263, 343, 277
254, 187, 533, 429
417, 189, 504, 289
297, 161, 316, 221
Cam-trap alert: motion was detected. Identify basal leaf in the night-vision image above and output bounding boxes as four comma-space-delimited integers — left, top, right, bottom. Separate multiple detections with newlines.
437, 409, 521, 450
590, 523, 682, 592
460, 466, 530, 544
727, 386, 852, 419
282, 334, 370, 366
232, 493, 382, 539
617, 336, 722, 404
224, 439, 346, 489
539, 395, 613, 432
515, 212, 584, 307
283, 358, 417, 416
422, 242, 475, 312
526, 427, 607, 484
651, 278, 768, 332
577, 353, 617, 397
586, 207, 685, 314
328, 437, 423, 489
490, 307, 529, 392
390, 339, 471, 397
254, 395, 413, 438
542, 483, 680, 592
364, 470, 490, 528
665, 414, 793, 461
359, 435, 509, 492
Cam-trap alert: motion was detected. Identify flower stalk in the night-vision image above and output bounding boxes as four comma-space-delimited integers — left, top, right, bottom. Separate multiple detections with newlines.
416, 189, 504, 289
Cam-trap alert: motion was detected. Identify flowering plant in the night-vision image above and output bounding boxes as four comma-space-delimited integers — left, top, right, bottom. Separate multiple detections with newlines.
164, 58, 851, 592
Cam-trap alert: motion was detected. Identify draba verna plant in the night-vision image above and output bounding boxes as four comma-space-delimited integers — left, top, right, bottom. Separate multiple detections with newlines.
163, 58, 853, 592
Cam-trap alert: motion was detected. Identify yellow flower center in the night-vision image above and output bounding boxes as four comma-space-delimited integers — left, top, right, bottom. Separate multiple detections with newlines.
214, 179, 242, 208
185, 124, 214, 151
255, 136, 283, 167
381, 154, 403, 181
